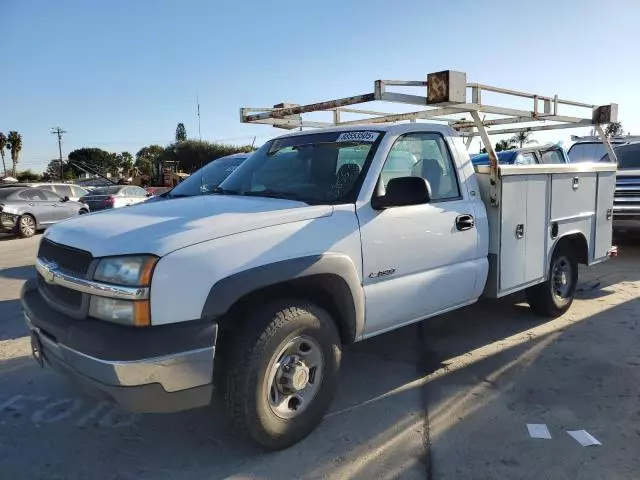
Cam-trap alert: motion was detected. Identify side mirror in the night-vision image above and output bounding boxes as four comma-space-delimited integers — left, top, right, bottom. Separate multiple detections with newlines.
371, 176, 431, 209
63, 196, 70, 202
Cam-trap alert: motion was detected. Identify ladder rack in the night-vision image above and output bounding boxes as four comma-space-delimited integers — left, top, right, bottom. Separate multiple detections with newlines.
240, 70, 619, 204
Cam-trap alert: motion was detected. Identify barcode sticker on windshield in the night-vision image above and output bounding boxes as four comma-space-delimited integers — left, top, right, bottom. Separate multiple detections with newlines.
336, 131, 379, 143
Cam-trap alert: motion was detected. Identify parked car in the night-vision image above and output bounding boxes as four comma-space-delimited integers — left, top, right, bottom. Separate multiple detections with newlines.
79, 185, 149, 211
597, 142, 640, 232
567, 135, 640, 163
145, 152, 251, 203
0, 186, 89, 238
0, 182, 90, 202
471, 143, 569, 166
145, 186, 172, 197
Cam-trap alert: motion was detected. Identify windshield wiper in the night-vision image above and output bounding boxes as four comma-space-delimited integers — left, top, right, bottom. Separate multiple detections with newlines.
210, 187, 242, 195
241, 189, 310, 203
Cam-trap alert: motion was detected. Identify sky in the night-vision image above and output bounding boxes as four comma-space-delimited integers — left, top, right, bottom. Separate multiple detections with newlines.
2, 0, 640, 173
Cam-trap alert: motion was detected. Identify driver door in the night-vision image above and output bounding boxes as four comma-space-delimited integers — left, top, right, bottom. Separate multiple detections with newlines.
357, 132, 481, 336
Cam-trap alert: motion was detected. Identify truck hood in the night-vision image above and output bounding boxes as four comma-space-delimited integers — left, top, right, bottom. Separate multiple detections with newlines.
44, 195, 334, 257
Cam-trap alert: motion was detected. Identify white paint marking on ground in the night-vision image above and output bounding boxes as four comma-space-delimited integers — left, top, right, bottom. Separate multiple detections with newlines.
567, 430, 602, 447
527, 424, 552, 439
75, 401, 110, 427
32, 398, 84, 424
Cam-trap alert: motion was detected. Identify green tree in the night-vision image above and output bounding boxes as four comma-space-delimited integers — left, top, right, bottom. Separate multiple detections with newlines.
605, 122, 624, 138
68, 147, 113, 178
0, 132, 7, 176
175, 123, 187, 142
42, 160, 75, 181
135, 145, 164, 177
479, 139, 516, 154
495, 139, 516, 151
6, 131, 23, 177
158, 140, 254, 174
17, 169, 41, 182
111, 151, 134, 177
510, 131, 536, 148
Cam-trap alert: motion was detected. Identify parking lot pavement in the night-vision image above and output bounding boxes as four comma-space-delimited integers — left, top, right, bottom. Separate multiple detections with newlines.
1, 235, 639, 479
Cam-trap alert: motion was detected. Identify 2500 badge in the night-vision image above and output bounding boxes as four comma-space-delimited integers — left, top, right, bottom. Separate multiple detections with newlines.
368, 268, 396, 279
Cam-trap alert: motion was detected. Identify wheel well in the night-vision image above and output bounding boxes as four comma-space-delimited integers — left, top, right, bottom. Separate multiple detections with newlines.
555, 233, 588, 265
222, 274, 356, 345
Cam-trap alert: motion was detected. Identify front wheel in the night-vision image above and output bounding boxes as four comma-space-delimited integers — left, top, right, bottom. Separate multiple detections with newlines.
221, 300, 342, 450
17, 214, 36, 238
526, 245, 578, 317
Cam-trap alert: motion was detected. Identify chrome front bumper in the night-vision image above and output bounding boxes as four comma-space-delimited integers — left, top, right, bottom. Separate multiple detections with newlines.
22, 279, 217, 413
25, 314, 214, 393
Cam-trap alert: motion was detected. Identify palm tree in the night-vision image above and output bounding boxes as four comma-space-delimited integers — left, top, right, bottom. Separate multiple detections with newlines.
510, 131, 537, 148
0, 132, 7, 177
7, 131, 23, 177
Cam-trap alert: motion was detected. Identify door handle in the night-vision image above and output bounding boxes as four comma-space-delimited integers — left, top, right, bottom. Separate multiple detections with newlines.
455, 214, 475, 231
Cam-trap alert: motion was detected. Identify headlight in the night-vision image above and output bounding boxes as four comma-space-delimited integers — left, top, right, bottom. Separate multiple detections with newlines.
91, 255, 157, 327
94, 256, 157, 286
89, 297, 151, 327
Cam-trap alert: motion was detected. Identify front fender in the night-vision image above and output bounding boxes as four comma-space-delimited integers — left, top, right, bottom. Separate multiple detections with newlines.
201, 253, 364, 342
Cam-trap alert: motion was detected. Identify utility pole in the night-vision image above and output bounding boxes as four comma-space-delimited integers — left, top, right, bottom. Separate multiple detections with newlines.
51, 127, 67, 180
197, 95, 202, 141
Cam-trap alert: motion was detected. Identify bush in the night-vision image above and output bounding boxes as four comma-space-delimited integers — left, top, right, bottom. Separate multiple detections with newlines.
17, 169, 42, 182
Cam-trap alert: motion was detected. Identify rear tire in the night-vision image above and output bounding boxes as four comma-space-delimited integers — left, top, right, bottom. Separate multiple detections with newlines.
79, 209, 88, 215
221, 299, 342, 450
17, 214, 36, 238
526, 244, 578, 317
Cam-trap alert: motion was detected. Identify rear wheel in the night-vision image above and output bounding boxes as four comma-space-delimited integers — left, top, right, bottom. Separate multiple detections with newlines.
221, 300, 342, 450
79, 209, 88, 215
17, 214, 36, 238
526, 245, 578, 317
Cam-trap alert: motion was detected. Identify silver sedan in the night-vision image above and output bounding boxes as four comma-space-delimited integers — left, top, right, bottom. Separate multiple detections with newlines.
0, 187, 89, 238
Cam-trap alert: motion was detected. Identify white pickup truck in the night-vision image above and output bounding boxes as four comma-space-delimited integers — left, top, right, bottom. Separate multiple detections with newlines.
22, 71, 618, 449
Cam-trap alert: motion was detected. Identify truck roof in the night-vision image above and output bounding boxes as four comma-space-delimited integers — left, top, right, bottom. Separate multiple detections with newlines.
270, 121, 460, 140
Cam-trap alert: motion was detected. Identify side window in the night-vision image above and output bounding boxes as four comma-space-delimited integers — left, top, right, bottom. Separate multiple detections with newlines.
41, 189, 63, 201
380, 132, 461, 201
515, 153, 537, 165
541, 149, 565, 164
122, 187, 135, 196
55, 185, 74, 198
37, 184, 54, 192
72, 186, 88, 197
20, 189, 48, 201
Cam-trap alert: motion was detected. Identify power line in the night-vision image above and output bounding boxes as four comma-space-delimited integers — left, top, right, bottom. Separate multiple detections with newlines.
51, 127, 67, 179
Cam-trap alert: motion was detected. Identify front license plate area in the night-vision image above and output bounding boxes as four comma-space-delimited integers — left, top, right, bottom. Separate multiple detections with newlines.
30, 330, 45, 368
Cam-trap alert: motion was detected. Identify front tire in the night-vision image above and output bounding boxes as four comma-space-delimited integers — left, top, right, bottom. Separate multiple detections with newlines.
222, 300, 342, 450
17, 214, 36, 238
526, 244, 578, 317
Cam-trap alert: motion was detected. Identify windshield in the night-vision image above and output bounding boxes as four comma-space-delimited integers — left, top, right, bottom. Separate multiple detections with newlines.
168, 155, 249, 197
91, 186, 123, 195
600, 143, 640, 169
217, 130, 382, 203
568, 141, 625, 163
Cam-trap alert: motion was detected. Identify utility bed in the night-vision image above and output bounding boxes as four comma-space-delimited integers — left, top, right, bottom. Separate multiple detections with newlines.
476, 163, 617, 297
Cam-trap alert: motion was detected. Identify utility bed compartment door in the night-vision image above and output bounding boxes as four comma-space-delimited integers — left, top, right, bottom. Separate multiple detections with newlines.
499, 175, 547, 291
550, 173, 597, 220
594, 170, 616, 260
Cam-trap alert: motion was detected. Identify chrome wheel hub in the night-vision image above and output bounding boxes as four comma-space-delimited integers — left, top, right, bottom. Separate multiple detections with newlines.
552, 257, 571, 299
266, 336, 324, 419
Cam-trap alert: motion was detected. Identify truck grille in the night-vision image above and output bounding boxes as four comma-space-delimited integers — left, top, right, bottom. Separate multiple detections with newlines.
38, 277, 83, 308
38, 238, 93, 276
614, 176, 640, 208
